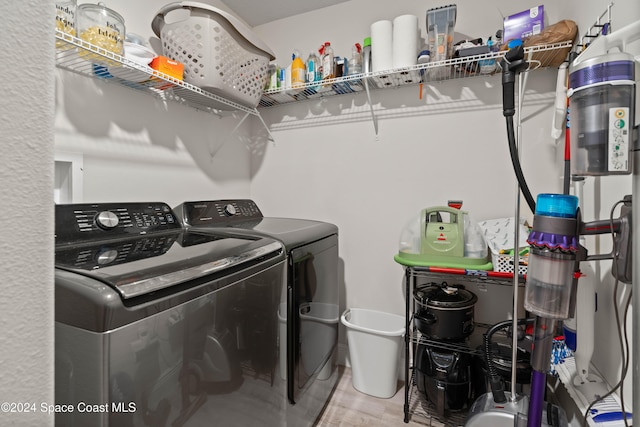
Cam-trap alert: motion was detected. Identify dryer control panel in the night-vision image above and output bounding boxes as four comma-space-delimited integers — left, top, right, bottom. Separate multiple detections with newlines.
175, 200, 264, 226
55, 202, 181, 245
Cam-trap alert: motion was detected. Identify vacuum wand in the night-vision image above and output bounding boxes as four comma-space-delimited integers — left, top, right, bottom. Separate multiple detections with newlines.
529, 317, 559, 427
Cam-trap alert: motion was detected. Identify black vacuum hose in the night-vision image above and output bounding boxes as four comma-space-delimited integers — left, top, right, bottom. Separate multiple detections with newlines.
506, 116, 537, 213
501, 45, 536, 214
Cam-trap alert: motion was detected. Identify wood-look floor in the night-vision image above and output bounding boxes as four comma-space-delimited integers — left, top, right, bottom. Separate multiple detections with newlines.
314, 366, 449, 427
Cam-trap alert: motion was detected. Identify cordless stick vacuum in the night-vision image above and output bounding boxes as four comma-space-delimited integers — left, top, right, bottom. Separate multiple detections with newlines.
465, 45, 570, 427
467, 20, 638, 427
501, 47, 568, 427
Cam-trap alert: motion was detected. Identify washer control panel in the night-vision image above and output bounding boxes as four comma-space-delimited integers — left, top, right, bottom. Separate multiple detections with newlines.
55, 233, 179, 269
56, 202, 181, 245
178, 200, 263, 226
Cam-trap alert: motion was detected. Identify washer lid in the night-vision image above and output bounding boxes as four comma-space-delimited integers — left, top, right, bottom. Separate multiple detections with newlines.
55, 230, 283, 299
55, 202, 284, 299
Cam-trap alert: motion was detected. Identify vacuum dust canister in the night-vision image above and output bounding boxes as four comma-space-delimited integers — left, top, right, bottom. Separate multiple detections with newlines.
568, 51, 636, 176
524, 194, 580, 320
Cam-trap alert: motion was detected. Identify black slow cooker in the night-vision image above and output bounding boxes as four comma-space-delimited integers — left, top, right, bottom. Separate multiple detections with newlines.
413, 282, 478, 341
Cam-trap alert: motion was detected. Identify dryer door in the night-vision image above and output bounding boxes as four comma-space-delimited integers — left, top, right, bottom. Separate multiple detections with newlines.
288, 235, 339, 404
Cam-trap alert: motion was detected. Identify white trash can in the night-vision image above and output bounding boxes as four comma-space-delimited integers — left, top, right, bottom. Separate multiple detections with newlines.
341, 308, 405, 398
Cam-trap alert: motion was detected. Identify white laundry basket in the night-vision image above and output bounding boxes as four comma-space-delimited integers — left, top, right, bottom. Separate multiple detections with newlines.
151, 1, 275, 109
341, 308, 405, 398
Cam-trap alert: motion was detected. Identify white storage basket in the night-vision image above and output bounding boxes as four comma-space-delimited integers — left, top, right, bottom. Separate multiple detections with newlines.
491, 251, 528, 275
152, 1, 275, 109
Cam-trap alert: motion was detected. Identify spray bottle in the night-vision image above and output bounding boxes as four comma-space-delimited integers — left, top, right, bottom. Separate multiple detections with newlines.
347, 43, 362, 75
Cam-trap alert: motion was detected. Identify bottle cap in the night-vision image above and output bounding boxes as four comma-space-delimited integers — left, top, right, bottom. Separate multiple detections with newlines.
417, 50, 431, 63
363, 37, 371, 47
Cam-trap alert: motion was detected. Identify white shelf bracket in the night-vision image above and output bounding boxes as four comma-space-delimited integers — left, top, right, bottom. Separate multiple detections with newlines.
363, 78, 379, 137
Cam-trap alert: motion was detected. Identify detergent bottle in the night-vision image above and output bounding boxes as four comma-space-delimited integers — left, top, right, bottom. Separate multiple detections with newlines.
291, 50, 305, 88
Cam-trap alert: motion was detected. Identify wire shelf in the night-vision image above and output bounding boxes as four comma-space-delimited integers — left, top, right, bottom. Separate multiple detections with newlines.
403, 266, 527, 426
54, 30, 260, 116
410, 324, 494, 356
407, 269, 525, 288
259, 41, 573, 108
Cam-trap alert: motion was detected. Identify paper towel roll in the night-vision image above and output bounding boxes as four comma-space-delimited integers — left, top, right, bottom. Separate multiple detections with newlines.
393, 14, 418, 68
371, 20, 393, 72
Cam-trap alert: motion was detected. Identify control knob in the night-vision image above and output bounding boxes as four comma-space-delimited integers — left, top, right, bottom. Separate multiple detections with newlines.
95, 211, 119, 230
223, 204, 237, 217
96, 249, 118, 265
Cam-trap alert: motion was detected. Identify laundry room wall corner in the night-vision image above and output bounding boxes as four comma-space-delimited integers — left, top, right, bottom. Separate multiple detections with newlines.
1, 0, 55, 426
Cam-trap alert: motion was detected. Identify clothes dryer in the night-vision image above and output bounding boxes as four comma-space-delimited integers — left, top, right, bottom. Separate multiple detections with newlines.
173, 200, 339, 426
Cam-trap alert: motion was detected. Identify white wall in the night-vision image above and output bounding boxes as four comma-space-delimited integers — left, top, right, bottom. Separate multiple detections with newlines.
0, 0, 55, 425
251, 0, 570, 319
249, 0, 640, 406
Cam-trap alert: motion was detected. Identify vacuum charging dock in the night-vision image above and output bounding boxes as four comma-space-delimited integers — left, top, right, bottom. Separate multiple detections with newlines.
465, 392, 568, 427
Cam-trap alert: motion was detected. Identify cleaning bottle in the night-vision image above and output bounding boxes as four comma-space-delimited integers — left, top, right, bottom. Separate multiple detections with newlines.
362, 37, 372, 74
278, 66, 286, 89
306, 51, 320, 90
284, 62, 292, 90
317, 45, 325, 79
265, 63, 277, 90
334, 56, 344, 78
321, 42, 334, 81
479, 38, 496, 75
291, 50, 305, 89
347, 43, 362, 75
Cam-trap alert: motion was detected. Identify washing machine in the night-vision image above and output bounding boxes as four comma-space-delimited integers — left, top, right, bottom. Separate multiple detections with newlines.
55, 202, 287, 427
173, 200, 339, 426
